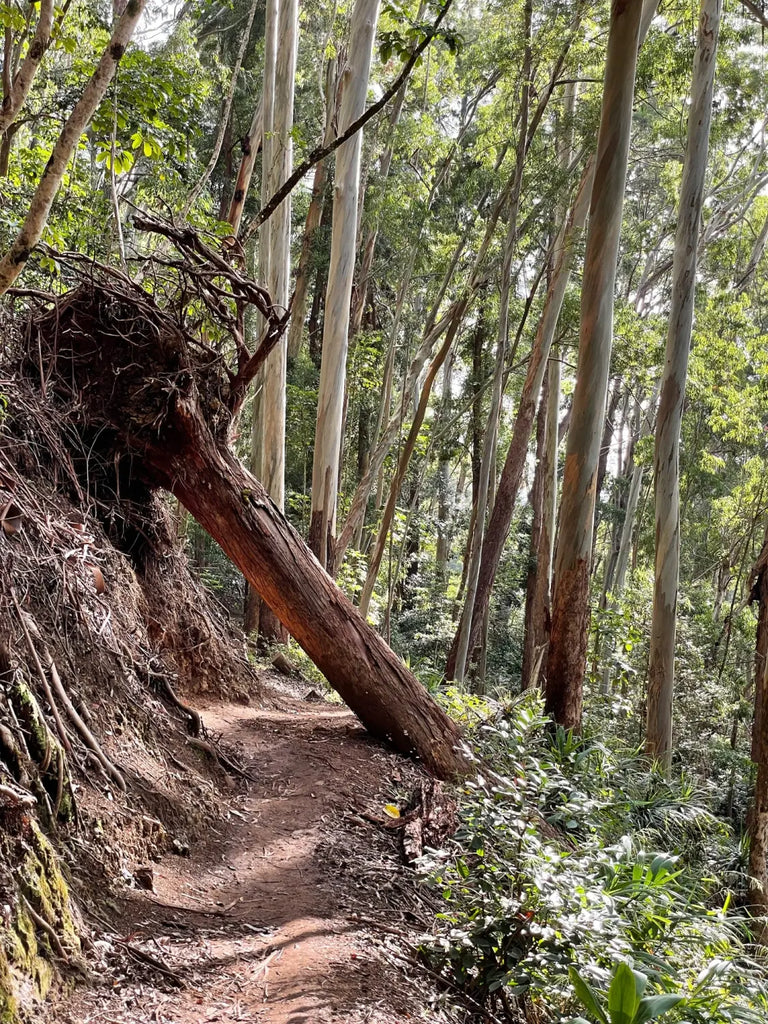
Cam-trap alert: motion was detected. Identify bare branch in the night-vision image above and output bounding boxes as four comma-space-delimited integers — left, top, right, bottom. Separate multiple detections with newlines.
735, 0, 768, 31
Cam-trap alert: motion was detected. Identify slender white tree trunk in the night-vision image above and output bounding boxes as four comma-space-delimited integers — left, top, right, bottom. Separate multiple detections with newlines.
260, 0, 297, 509
309, 0, 382, 570
647, 0, 720, 767
251, 0, 298, 642
598, 384, 659, 693
545, 0, 644, 731
0, 0, 147, 295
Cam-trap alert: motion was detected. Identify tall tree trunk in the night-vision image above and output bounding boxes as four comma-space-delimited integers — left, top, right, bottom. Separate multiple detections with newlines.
444, 158, 592, 681
521, 372, 551, 690
453, 211, 521, 684
545, 0, 643, 731
358, 298, 468, 617
0, 0, 147, 295
646, 0, 720, 767
310, 0, 381, 571
335, 158, 519, 570
226, 98, 264, 235
0, 0, 54, 136
748, 525, 768, 943
256, 0, 298, 643
592, 378, 623, 559
435, 351, 456, 587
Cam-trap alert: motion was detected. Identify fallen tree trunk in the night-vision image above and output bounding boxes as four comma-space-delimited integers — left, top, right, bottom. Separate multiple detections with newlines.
33, 280, 469, 782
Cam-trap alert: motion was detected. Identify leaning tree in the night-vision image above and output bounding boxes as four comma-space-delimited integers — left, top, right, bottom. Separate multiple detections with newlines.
12, 218, 469, 781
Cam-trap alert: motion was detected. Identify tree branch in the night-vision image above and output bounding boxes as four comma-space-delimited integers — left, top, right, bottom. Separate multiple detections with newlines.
0, 0, 147, 296
240, 0, 455, 242
735, 0, 768, 31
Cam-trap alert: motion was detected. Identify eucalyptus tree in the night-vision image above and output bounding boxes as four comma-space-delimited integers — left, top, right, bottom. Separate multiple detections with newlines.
646, 0, 721, 767
748, 524, 768, 943
310, 0, 382, 571
0, 1, 148, 295
0, 0, 55, 137
545, 0, 644, 731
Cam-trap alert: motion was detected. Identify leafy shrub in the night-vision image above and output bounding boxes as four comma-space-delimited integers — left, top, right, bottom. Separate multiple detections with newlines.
419, 696, 767, 1022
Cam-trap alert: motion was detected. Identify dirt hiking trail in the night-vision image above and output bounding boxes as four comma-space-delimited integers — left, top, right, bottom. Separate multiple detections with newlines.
58, 684, 459, 1024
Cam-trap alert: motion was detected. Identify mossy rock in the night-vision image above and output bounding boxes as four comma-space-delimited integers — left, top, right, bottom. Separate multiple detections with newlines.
0, 947, 18, 1023
0, 818, 82, 1020
14, 821, 80, 958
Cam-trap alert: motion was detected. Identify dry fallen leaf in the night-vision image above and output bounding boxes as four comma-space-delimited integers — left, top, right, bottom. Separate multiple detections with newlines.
90, 564, 106, 594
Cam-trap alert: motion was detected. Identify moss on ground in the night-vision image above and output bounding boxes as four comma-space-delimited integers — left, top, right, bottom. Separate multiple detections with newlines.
0, 818, 81, 1020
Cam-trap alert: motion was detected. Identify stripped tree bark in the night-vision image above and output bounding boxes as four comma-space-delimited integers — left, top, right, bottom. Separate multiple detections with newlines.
646, 0, 720, 767
253, 0, 298, 642
0, 0, 147, 296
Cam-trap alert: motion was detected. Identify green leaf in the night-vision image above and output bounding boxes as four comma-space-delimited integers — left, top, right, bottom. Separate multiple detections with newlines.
569, 967, 608, 1024
608, 964, 640, 1024
634, 994, 685, 1023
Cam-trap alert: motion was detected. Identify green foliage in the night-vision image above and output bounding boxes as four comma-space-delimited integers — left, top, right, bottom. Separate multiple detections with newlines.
420, 698, 767, 1021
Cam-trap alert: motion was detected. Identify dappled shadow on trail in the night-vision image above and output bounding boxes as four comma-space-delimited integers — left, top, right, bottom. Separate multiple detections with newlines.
57, 681, 448, 1024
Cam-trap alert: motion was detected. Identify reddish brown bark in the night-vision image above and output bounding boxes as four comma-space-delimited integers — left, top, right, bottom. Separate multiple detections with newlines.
443, 160, 593, 681
545, 560, 590, 729
158, 409, 467, 777
545, 0, 643, 728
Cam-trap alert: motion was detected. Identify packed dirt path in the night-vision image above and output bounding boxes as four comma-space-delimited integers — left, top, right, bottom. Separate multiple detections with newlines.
58, 685, 456, 1024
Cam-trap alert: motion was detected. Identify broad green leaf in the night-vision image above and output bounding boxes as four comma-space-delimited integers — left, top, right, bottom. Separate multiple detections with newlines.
569, 966, 608, 1024
634, 994, 685, 1023
608, 963, 639, 1024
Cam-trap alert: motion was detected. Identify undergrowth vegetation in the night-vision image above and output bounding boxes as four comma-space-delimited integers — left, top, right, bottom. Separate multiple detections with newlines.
420, 695, 768, 1023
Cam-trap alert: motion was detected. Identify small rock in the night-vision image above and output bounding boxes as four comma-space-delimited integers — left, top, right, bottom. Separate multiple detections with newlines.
172, 837, 190, 857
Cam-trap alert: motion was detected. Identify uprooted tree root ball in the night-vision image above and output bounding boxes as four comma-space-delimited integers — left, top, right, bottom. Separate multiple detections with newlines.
16, 270, 469, 781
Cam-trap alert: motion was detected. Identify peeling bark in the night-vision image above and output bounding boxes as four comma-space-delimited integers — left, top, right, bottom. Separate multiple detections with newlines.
311, 0, 382, 570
